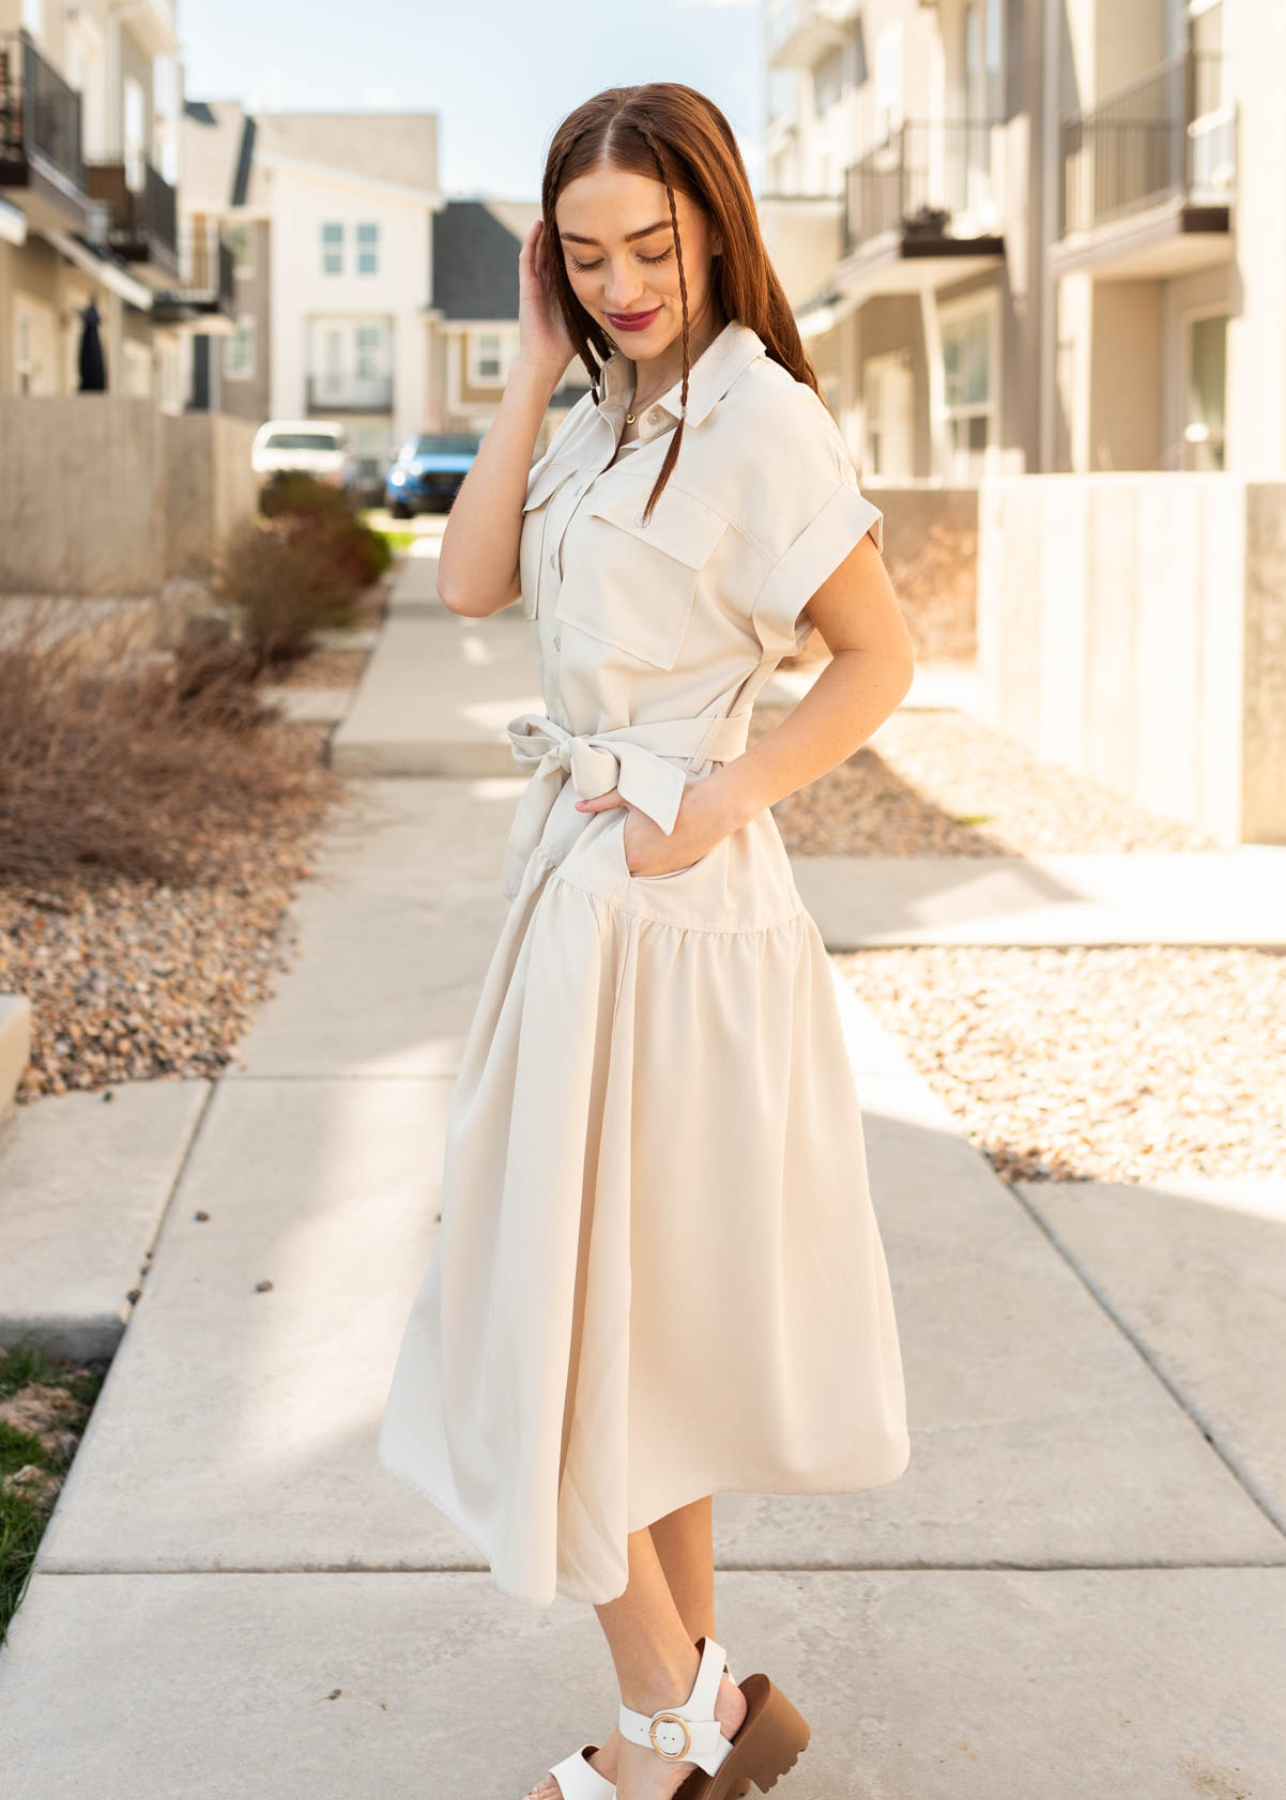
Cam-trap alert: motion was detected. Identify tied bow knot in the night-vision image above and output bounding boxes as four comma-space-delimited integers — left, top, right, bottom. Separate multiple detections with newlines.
500, 710, 751, 899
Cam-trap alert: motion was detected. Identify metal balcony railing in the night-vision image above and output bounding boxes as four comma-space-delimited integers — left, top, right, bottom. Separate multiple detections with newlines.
842, 120, 997, 258
177, 219, 236, 307
85, 157, 179, 264
0, 29, 85, 194
306, 374, 394, 414
1060, 50, 1235, 235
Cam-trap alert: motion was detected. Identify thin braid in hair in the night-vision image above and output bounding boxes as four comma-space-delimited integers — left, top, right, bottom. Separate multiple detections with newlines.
633, 119, 689, 525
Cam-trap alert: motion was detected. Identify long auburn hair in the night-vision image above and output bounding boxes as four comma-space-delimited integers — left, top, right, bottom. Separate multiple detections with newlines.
540, 83, 825, 525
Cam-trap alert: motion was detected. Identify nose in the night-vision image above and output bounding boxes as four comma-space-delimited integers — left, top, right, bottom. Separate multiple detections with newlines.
603, 261, 647, 310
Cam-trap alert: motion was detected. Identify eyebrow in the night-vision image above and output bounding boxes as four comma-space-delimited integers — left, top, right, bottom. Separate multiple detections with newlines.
558, 219, 673, 246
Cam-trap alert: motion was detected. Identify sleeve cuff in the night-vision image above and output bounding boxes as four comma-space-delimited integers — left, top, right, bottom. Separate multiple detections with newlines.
751, 482, 884, 658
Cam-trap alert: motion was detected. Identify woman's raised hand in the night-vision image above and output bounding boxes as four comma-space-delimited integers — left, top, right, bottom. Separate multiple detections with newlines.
517, 219, 575, 380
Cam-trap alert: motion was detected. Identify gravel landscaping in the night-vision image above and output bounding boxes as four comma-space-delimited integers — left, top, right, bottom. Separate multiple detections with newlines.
754, 704, 1222, 856
1, 677, 347, 1104
840, 943, 1286, 1184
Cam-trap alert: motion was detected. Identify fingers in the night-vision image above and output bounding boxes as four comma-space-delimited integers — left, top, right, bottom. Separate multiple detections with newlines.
574, 790, 625, 812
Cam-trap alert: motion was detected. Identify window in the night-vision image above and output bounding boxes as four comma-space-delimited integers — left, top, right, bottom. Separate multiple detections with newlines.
223, 316, 255, 380
940, 297, 997, 481
354, 323, 387, 381
470, 329, 514, 385
321, 222, 344, 276
814, 46, 844, 116
21, 0, 43, 35
124, 76, 146, 189
356, 222, 379, 276
863, 351, 914, 482
224, 220, 254, 277
875, 24, 903, 137
767, 69, 798, 126
1184, 310, 1227, 471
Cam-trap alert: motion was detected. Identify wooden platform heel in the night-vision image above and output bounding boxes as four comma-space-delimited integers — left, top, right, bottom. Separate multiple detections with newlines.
616, 1635, 810, 1800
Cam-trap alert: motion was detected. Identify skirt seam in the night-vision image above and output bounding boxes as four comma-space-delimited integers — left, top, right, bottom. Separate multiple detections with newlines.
550, 867, 809, 938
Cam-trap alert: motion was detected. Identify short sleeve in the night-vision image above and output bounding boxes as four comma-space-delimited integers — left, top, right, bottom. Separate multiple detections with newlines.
750, 400, 884, 658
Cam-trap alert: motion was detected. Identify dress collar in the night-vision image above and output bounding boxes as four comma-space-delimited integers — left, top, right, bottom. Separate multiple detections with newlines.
594, 318, 767, 440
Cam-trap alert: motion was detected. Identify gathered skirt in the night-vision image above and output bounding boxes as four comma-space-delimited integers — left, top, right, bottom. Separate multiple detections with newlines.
377, 790, 911, 1605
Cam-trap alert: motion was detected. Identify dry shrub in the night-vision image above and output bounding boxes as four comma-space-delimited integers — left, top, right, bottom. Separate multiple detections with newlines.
0, 595, 331, 890
216, 517, 361, 670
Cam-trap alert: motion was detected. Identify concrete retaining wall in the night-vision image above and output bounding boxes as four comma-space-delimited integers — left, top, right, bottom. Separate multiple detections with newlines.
0, 399, 256, 598
978, 474, 1286, 845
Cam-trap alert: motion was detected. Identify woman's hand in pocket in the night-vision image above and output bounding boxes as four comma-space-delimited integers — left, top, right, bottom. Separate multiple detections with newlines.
575, 778, 731, 878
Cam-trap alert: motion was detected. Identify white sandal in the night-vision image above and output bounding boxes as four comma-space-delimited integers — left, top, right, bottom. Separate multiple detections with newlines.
534, 1649, 740, 1800
617, 1635, 810, 1799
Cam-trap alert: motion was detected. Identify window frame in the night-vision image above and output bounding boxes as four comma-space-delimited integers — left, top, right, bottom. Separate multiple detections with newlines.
321, 222, 345, 277
355, 221, 380, 277
937, 286, 1002, 482
1179, 301, 1229, 472
222, 314, 256, 381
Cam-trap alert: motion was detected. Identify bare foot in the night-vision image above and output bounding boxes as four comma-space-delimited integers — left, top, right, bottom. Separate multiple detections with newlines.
613, 1675, 747, 1800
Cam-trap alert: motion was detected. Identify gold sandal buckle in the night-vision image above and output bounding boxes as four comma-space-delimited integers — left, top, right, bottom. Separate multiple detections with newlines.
648, 1711, 692, 1759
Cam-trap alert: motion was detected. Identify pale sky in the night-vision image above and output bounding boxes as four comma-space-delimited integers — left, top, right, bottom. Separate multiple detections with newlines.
177, 0, 768, 200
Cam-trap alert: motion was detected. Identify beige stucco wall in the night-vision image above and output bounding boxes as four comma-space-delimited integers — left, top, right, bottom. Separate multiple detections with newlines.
978, 472, 1286, 845
163, 412, 259, 579
0, 400, 259, 596
0, 397, 164, 594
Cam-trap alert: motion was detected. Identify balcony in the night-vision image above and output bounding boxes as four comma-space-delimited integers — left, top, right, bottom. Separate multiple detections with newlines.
842, 120, 1003, 258
1056, 49, 1235, 279
152, 222, 237, 325
767, 0, 857, 70
306, 374, 393, 415
85, 158, 180, 283
0, 30, 89, 233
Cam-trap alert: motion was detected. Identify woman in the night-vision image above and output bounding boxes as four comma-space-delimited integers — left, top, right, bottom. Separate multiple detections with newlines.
377, 83, 916, 1800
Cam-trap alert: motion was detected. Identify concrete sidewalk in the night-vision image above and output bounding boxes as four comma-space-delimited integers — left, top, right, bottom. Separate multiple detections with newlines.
1, 765, 1283, 1795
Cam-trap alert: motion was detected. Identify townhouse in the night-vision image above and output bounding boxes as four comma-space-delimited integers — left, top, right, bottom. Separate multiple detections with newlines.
764, 0, 1284, 482
179, 110, 585, 481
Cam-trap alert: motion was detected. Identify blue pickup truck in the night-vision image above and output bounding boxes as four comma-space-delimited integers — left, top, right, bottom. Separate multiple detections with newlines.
384, 433, 481, 518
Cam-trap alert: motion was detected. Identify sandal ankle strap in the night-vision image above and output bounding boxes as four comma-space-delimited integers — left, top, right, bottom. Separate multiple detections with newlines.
617, 1636, 735, 1777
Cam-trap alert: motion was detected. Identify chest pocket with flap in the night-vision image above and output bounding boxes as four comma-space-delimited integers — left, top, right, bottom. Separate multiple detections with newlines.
518, 454, 579, 619
554, 481, 729, 670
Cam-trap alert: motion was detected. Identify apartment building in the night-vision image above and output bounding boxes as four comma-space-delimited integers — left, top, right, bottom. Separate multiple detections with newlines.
764, 0, 1284, 482
0, 0, 230, 404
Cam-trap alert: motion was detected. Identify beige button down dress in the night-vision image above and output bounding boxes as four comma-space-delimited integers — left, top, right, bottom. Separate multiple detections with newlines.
377, 319, 911, 1606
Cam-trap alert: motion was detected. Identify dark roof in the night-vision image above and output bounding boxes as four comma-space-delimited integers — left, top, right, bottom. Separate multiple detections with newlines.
432, 199, 536, 320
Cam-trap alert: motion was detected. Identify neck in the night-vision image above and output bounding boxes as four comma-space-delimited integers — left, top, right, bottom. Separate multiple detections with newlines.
626, 305, 728, 402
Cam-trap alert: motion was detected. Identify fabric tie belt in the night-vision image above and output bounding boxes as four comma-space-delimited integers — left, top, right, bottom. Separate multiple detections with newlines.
501, 709, 753, 899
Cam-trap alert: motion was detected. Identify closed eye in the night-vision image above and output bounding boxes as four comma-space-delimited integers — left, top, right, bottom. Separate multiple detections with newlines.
568, 248, 674, 273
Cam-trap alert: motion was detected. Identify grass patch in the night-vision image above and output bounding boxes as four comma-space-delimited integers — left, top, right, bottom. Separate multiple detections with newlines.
1, 1338, 107, 1640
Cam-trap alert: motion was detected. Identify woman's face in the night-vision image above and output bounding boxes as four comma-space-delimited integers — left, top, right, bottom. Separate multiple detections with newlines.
554, 164, 724, 356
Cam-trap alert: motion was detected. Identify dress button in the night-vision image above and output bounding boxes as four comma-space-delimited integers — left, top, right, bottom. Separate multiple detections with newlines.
648, 408, 661, 423
548, 552, 556, 569
552, 634, 561, 650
